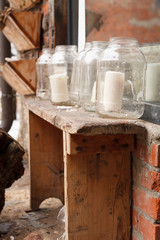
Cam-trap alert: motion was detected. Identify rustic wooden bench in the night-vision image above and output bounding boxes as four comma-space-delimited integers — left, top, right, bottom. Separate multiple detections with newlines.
26, 96, 151, 240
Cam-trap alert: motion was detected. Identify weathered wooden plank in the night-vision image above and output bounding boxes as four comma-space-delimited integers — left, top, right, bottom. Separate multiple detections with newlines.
29, 111, 64, 210
54, 0, 67, 46
2, 58, 37, 95
88, 151, 131, 240
64, 151, 88, 240
65, 133, 134, 155
2, 11, 41, 51
25, 97, 146, 136
8, 0, 41, 10
48, 0, 67, 48
64, 150, 131, 240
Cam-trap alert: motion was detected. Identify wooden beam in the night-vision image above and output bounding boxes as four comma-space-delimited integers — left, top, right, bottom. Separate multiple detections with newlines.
29, 111, 64, 210
64, 149, 131, 240
65, 133, 134, 155
55, 0, 68, 46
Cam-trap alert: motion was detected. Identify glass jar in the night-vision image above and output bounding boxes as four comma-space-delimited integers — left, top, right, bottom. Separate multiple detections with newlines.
140, 43, 160, 103
36, 48, 53, 100
70, 42, 92, 106
49, 45, 77, 105
80, 41, 108, 111
96, 37, 146, 119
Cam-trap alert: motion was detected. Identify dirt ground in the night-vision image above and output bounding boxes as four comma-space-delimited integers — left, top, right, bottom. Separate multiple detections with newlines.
0, 160, 65, 240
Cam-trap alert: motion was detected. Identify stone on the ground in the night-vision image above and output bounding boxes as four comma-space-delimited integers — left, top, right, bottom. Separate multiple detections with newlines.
0, 222, 12, 234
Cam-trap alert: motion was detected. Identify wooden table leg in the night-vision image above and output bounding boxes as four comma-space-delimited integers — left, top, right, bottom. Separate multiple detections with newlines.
29, 111, 64, 210
63, 132, 134, 240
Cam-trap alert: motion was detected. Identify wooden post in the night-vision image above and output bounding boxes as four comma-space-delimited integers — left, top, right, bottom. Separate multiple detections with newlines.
64, 132, 134, 240
29, 111, 64, 210
54, 0, 68, 46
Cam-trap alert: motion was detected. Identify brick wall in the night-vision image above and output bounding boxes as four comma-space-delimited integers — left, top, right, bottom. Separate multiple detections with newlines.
86, 0, 160, 43
132, 132, 160, 240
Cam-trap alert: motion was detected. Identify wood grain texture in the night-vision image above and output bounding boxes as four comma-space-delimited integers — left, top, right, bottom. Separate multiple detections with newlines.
29, 111, 64, 210
64, 148, 131, 240
54, 0, 67, 46
65, 133, 134, 155
2, 59, 37, 95
25, 97, 147, 136
3, 11, 41, 51
8, 0, 41, 10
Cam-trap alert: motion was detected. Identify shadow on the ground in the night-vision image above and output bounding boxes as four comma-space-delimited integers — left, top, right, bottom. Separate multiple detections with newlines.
0, 162, 64, 240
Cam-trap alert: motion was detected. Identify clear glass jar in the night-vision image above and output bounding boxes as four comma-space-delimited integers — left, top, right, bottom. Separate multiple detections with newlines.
49, 45, 77, 105
70, 42, 92, 106
36, 48, 53, 100
140, 43, 160, 103
80, 41, 108, 111
96, 37, 146, 119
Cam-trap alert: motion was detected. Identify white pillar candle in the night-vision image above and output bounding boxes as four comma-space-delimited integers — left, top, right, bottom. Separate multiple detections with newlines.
54, 66, 67, 74
103, 71, 125, 111
91, 81, 96, 103
49, 73, 69, 103
145, 63, 160, 101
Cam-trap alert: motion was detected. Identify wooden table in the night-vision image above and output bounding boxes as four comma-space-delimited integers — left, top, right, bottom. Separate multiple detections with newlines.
26, 97, 146, 240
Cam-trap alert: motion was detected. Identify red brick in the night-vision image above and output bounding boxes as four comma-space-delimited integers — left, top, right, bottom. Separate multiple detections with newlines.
152, 145, 160, 167
139, 215, 160, 240
132, 233, 139, 240
132, 208, 139, 231
42, 2, 49, 16
133, 186, 160, 220
134, 143, 160, 167
132, 233, 140, 240
138, 168, 160, 192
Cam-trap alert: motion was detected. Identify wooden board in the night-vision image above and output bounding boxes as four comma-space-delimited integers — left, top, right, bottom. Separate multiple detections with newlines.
65, 133, 134, 155
3, 11, 41, 51
8, 0, 41, 10
2, 58, 37, 95
49, 0, 67, 48
25, 97, 147, 136
64, 135, 131, 240
29, 111, 64, 210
